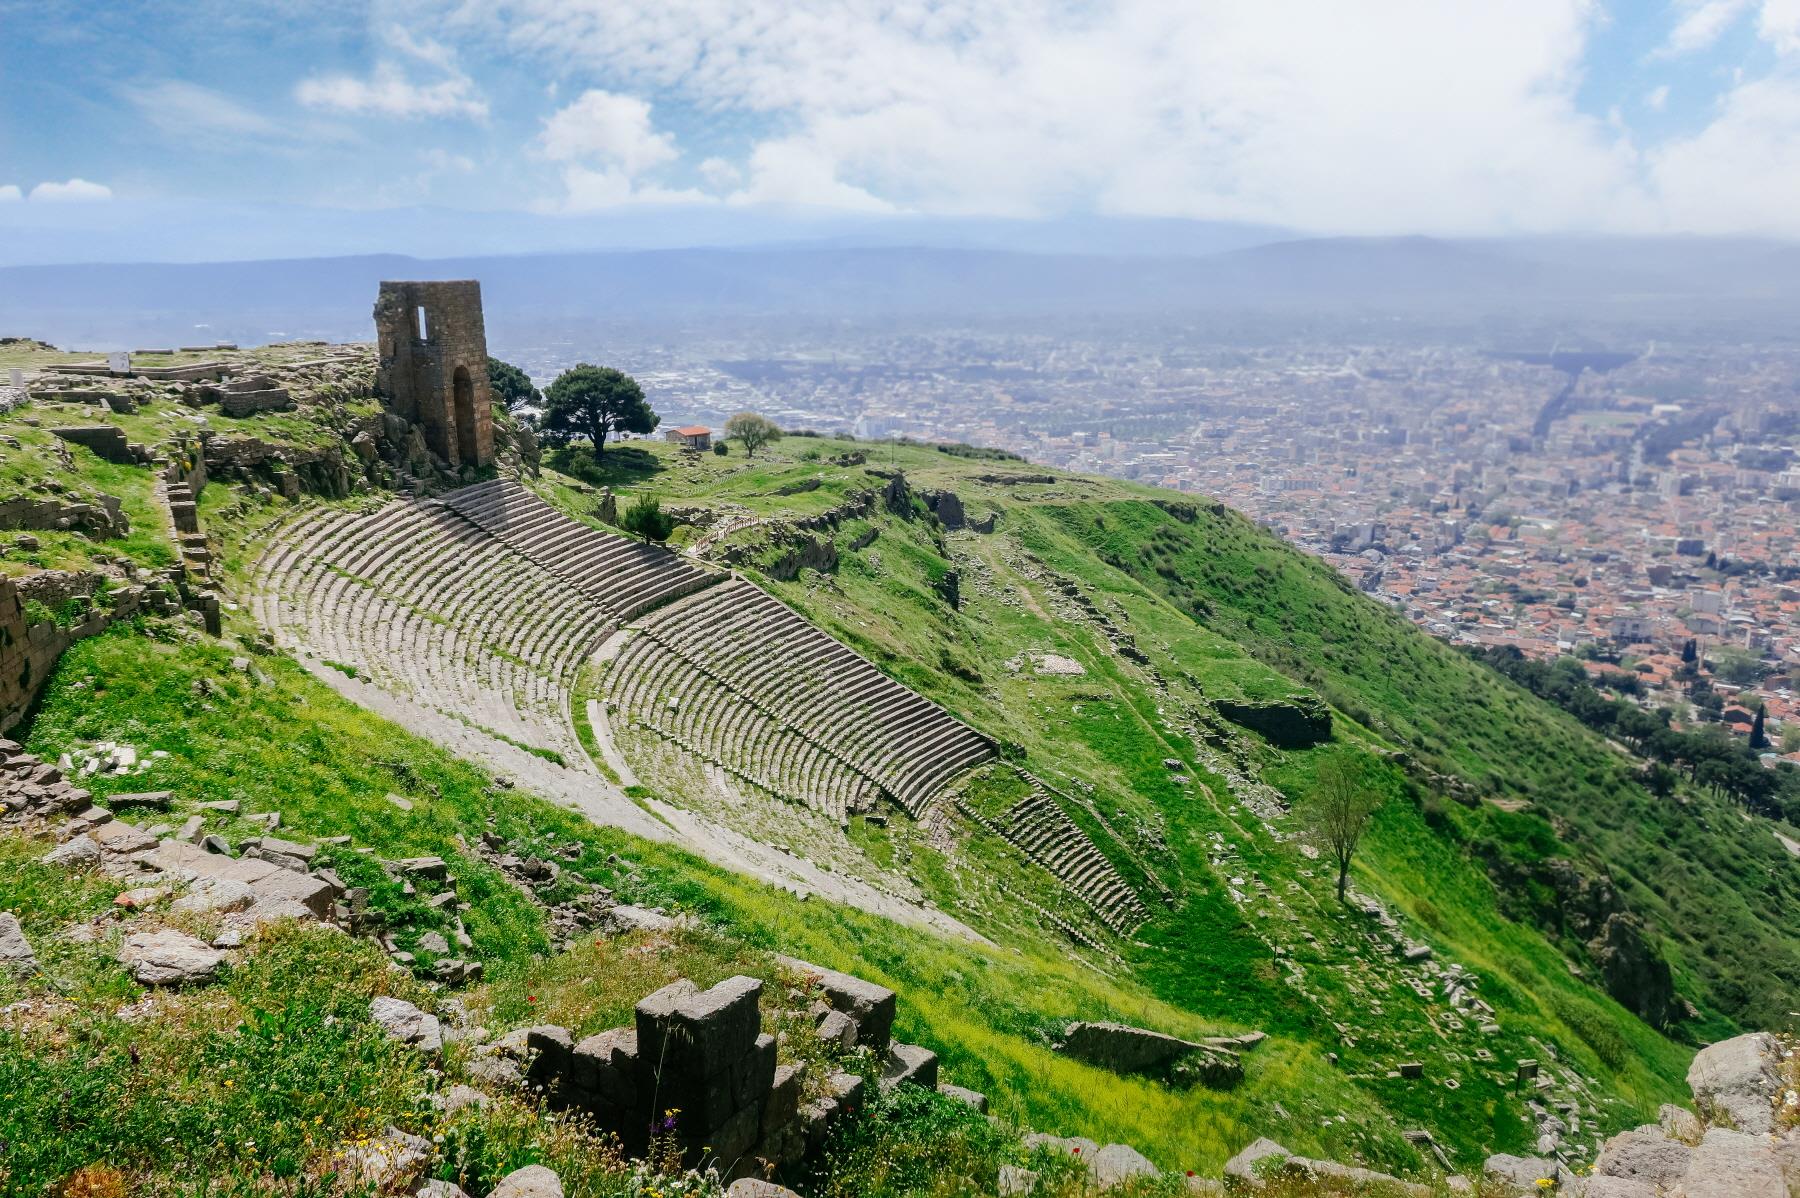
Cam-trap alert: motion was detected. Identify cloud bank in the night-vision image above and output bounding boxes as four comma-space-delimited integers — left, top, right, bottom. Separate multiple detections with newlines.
454, 0, 1800, 235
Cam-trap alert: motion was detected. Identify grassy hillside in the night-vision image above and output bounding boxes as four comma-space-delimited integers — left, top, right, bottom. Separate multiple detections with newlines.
558, 434, 1796, 1035
513, 437, 1719, 1151
17, 627, 1427, 1182
9, 382, 1795, 1190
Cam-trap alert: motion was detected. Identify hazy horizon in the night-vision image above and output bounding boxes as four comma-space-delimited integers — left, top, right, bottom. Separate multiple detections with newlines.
6, 1, 1800, 266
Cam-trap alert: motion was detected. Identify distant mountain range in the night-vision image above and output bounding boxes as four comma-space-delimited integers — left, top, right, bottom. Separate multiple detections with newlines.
4, 233, 1798, 349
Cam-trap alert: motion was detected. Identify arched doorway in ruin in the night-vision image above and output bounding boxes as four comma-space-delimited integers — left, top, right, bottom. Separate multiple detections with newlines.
452, 365, 478, 466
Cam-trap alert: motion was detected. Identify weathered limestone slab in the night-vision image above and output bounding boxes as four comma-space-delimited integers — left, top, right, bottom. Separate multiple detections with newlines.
370, 996, 443, 1053
1686, 1032, 1782, 1134
0, 912, 38, 976
120, 928, 225, 985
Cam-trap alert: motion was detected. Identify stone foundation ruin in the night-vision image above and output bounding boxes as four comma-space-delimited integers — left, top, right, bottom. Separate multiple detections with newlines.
373, 280, 494, 470
508, 962, 941, 1180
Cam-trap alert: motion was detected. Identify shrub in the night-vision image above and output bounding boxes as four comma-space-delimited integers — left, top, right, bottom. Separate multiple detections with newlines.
621, 495, 677, 545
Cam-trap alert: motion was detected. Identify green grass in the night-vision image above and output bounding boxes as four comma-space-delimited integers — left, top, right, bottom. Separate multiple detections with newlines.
508, 436, 1703, 1155
19, 627, 1466, 1179
7, 414, 1758, 1187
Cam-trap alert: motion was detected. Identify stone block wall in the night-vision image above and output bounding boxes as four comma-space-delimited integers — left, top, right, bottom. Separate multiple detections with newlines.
0, 494, 128, 539
515, 963, 937, 1180
1, 571, 169, 735
50, 426, 141, 466
373, 280, 494, 470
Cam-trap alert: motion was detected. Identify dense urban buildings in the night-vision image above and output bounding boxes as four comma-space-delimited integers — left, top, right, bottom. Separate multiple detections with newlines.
504, 327, 1800, 760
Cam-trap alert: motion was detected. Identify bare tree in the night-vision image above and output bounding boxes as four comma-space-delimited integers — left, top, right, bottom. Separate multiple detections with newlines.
1303, 757, 1381, 904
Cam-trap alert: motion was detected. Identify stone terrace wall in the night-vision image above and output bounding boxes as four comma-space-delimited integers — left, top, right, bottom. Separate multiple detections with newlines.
0, 571, 174, 735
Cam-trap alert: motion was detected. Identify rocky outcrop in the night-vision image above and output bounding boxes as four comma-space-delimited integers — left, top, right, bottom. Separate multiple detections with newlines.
721, 527, 839, 581
868, 469, 914, 515
1686, 1031, 1783, 1134
1473, 1031, 1800, 1198
203, 436, 359, 499
370, 996, 444, 1054
1214, 694, 1332, 748
1225, 1137, 1428, 1195
120, 927, 227, 985
1588, 912, 1677, 1029
0, 911, 38, 976
1593, 1126, 1693, 1189
923, 489, 966, 529
489, 1166, 563, 1198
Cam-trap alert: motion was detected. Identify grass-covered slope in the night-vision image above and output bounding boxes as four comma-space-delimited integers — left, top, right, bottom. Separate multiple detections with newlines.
560, 435, 1796, 1036
10, 401, 1791, 1186
1028, 497, 1800, 1034
15, 627, 1422, 1179
517, 437, 1724, 1155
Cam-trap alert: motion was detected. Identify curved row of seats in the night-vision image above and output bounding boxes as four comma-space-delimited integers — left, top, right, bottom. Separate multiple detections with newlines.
442, 479, 718, 620
259, 481, 995, 824
992, 790, 1150, 934
255, 501, 607, 766
603, 630, 882, 823
627, 579, 994, 816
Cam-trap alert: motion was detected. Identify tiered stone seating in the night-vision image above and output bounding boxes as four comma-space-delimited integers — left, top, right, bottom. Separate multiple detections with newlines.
255, 501, 609, 766
260, 481, 995, 824
442, 479, 717, 620
605, 631, 874, 824
962, 788, 1149, 935
610, 578, 994, 819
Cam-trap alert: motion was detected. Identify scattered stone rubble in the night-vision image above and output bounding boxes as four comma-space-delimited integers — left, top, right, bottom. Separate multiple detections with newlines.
1476, 1031, 1799, 1196
1224, 1136, 1434, 1195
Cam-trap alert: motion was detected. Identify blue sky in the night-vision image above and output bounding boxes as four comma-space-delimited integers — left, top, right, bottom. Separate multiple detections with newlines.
2, 0, 1799, 260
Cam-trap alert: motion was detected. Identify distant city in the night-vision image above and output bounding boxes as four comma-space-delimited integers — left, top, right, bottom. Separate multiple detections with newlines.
504, 326, 1800, 755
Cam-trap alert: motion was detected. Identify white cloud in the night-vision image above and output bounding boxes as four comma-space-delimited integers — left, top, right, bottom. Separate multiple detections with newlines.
296, 26, 486, 120
550, 166, 709, 212
421, 148, 476, 173
455, 0, 1650, 233
30, 179, 112, 203
1646, 84, 1672, 111
297, 63, 486, 119
1648, 73, 1800, 232
1659, 0, 1754, 56
124, 80, 279, 138
1758, 0, 1800, 53
534, 90, 714, 210
0, 185, 21, 203
732, 139, 894, 212
539, 90, 676, 173
698, 157, 742, 190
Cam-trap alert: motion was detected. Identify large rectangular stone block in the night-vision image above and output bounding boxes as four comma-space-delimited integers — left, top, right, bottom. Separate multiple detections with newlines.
678, 975, 765, 1069
763, 1061, 806, 1132
778, 956, 896, 1051
572, 1026, 640, 1107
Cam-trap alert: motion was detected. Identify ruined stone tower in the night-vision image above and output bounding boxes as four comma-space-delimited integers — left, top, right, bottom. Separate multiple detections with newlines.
373, 280, 494, 469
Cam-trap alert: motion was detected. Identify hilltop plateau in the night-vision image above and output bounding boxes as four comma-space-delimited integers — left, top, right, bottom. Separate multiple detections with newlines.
0, 331, 1796, 1198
